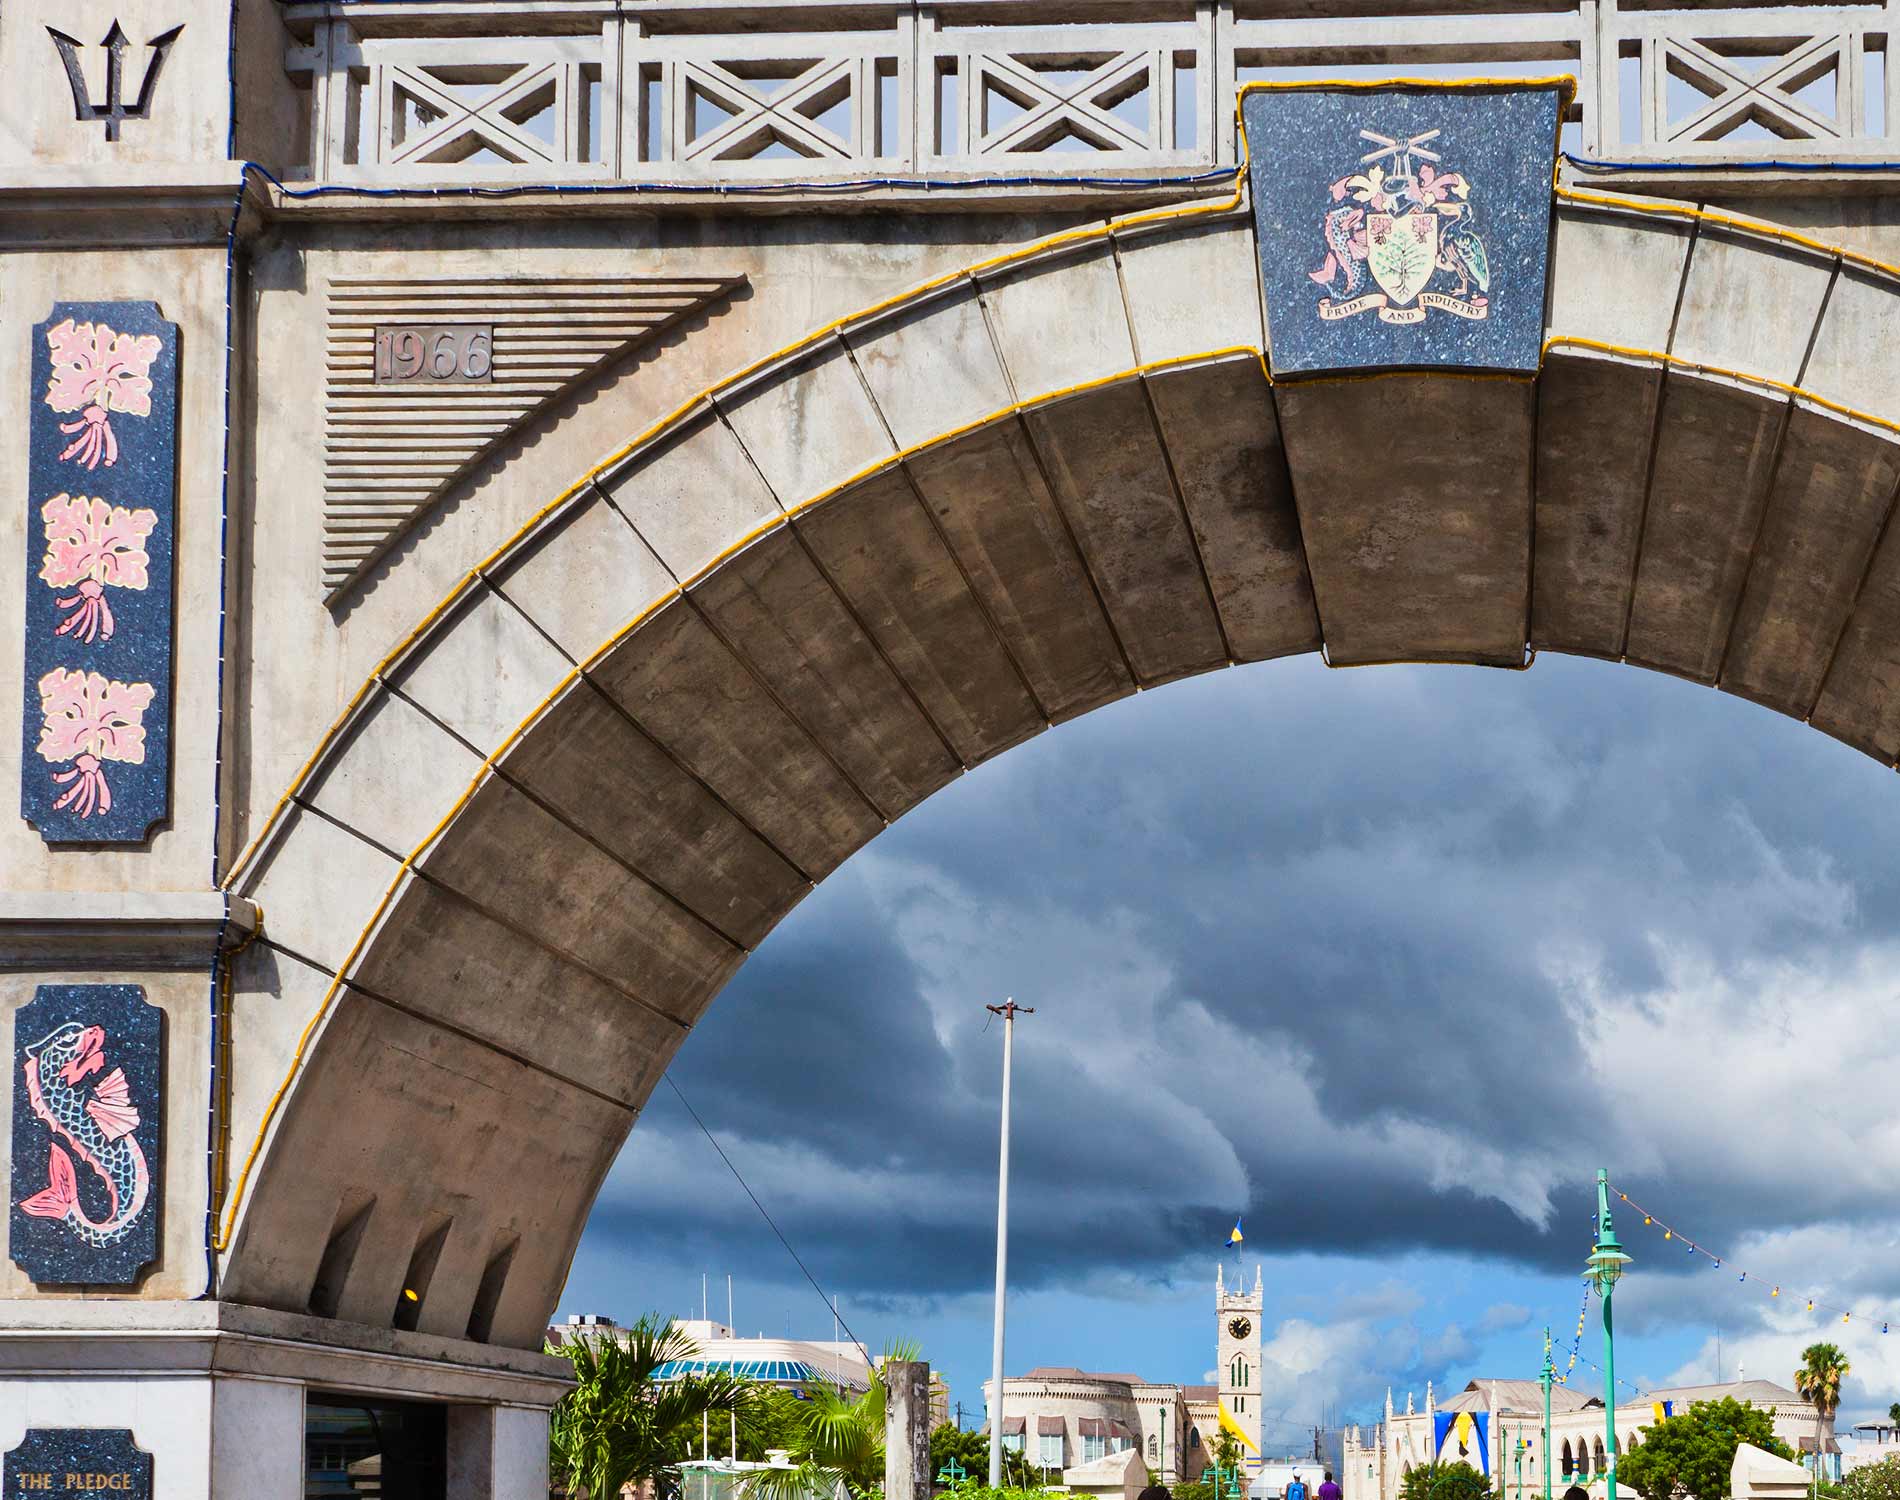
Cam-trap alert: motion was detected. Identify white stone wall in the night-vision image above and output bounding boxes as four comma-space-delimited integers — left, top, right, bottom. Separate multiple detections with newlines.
983, 1375, 1145, 1475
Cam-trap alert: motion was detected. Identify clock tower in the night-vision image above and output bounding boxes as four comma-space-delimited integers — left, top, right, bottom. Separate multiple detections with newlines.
1216, 1263, 1264, 1469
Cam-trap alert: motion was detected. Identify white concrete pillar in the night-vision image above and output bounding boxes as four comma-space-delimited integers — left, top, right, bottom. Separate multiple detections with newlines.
211, 1378, 304, 1498
449, 1405, 498, 1495
494, 1406, 552, 1500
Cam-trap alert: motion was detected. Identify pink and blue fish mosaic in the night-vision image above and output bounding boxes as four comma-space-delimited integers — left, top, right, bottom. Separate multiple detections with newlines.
9, 985, 161, 1287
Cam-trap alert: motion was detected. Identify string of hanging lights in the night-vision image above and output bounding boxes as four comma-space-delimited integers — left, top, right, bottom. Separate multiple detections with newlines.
1609, 1183, 1891, 1334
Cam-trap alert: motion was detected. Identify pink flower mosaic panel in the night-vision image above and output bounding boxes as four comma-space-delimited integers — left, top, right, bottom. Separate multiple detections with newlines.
22, 302, 177, 844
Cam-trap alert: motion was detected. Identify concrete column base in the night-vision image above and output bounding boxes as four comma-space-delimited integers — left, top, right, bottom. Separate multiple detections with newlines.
0, 1301, 567, 1499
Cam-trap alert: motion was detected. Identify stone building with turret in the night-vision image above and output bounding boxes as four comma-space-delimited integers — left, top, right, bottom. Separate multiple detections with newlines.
1340, 1377, 1829, 1500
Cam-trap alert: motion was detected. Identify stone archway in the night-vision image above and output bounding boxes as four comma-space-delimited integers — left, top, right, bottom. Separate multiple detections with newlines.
219, 185, 1900, 1349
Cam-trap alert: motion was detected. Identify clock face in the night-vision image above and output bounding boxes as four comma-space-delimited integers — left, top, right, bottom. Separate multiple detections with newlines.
1227, 1317, 1252, 1340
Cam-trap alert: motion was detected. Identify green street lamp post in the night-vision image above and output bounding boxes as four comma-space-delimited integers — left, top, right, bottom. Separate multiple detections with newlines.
1541, 1328, 1555, 1500
1584, 1168, 1634, 1500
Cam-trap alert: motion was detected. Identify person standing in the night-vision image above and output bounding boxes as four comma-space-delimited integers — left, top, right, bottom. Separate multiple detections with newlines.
1318, 1472, 1343, 1500
1287, 1474, 1309, 1500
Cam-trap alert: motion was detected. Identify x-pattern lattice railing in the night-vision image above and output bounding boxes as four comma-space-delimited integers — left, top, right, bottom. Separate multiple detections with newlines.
383, 61, 567, 166
280, 0, 1900, 186
967, 50, 1165, 156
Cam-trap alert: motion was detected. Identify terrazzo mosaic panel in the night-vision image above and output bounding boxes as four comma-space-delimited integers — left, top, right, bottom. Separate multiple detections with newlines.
19, 301, 178, 844
9, 985, 162, 1286
3, 1429, 151, 1498
1244, 84, 1563, 377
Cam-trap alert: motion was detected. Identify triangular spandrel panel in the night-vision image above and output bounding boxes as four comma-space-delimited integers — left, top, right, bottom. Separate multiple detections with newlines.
321, 275, 745, 601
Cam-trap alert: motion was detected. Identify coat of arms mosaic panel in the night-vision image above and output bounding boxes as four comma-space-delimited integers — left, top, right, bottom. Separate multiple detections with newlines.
1243, 82, 1567, 379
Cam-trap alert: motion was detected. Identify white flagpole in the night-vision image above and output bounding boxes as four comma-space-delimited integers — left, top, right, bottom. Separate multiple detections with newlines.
987, 998, 1033, 1488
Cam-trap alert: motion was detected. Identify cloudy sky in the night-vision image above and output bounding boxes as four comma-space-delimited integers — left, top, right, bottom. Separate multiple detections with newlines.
560, 651, 1900, 1444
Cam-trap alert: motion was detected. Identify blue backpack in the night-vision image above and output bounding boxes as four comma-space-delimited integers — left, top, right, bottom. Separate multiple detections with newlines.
1289, 1482, 1308, 1500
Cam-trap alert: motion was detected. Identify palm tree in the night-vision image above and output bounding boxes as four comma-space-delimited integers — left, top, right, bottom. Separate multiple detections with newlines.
743, 1342, 921, 1500
548, 1314, 750, 1500
1795, 1343, 1851, 1480
1888, 1401, 1900, 1431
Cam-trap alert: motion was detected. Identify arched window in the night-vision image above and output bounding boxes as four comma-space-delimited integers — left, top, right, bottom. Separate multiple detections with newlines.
1594, 1440, 1606, 1474
1562, 1441, 1574, 1476
1190, 1428, 1201, 1450
1150, 1436, 1159, 1461
1231, 1357, 1251, 1388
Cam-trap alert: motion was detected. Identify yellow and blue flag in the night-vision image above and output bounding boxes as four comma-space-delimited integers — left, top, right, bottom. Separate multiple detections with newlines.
1227, 1218, 1244, 1248
1218, 1403, 1260, 1455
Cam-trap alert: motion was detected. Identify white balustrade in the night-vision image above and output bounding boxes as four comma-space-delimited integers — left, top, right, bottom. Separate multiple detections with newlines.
278, 1, 1900, 186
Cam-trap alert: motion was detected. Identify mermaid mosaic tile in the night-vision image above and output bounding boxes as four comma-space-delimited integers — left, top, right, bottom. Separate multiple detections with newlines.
10, 985, 161, 1286
20, 302, 178, 844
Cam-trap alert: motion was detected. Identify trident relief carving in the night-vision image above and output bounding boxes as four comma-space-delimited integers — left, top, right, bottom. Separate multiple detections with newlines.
47, 21, 183, 142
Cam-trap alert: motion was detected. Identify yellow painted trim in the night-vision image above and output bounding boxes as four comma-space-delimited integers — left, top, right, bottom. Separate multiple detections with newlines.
1543, 335, 1900, 439
209, 347, 1268, 1252
224, 72, 1586, 892
1554, 183, 1900, 284
222, 229, 1264, 894
215, 332, 1900, 1251
1235, 75, 1578, 104
215, 74, 1896, 1252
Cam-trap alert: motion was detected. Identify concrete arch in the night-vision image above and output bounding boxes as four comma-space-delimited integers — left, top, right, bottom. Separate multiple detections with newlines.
222, 186, 1900, 1348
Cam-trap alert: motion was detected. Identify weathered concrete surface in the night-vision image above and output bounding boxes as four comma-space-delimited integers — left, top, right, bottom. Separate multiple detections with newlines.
1624, 377, 1786, 684
1144, 358, 1319, 665
1532, 352, 1665, 658
209, 194, 1900, 1357
796, 466, 1048, 757
686, 525, 961, 820
16, 114, 1900, 1387
1275, 376, 1535, 667
902, 421, 1130, 723
884, 1361, 932, 1500
1022, 382, 1228, 686
1722, 410, 1900, 715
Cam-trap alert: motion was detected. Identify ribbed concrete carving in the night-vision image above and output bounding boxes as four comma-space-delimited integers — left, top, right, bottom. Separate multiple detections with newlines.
321, 274, 744, 598
222, 192, 1900, 1350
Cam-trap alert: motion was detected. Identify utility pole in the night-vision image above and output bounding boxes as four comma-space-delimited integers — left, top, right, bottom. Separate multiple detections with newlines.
987, 998, 1033, 1489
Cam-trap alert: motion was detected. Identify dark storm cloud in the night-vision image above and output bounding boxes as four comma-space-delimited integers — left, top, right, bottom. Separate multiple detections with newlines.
586, 653, 1900, 1323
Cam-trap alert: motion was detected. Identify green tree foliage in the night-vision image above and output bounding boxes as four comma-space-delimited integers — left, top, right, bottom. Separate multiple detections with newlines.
1618, 1397, 1793, 1500
1173, 1482, 1215, 1500
547, 1315, 749, 1500
1796, 1345, 1852, 1462
1398, 1462, 1494, 1500
1840, 1457, 1900, 1500
743, 1343, 922, 1500
928, 1424, 1035, 1490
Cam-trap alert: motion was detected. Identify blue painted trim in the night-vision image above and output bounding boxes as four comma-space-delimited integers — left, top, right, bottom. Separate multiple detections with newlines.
1564, 150, 1900, 173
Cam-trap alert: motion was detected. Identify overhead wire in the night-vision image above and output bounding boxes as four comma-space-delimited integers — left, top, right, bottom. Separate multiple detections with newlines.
664, 1073, 870, 1358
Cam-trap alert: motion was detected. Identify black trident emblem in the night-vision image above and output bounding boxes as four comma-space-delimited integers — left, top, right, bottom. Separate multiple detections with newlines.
47, 21, 184, 142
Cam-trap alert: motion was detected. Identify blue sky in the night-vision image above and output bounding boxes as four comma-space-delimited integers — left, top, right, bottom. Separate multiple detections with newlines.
560, 652, 1900, 1439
